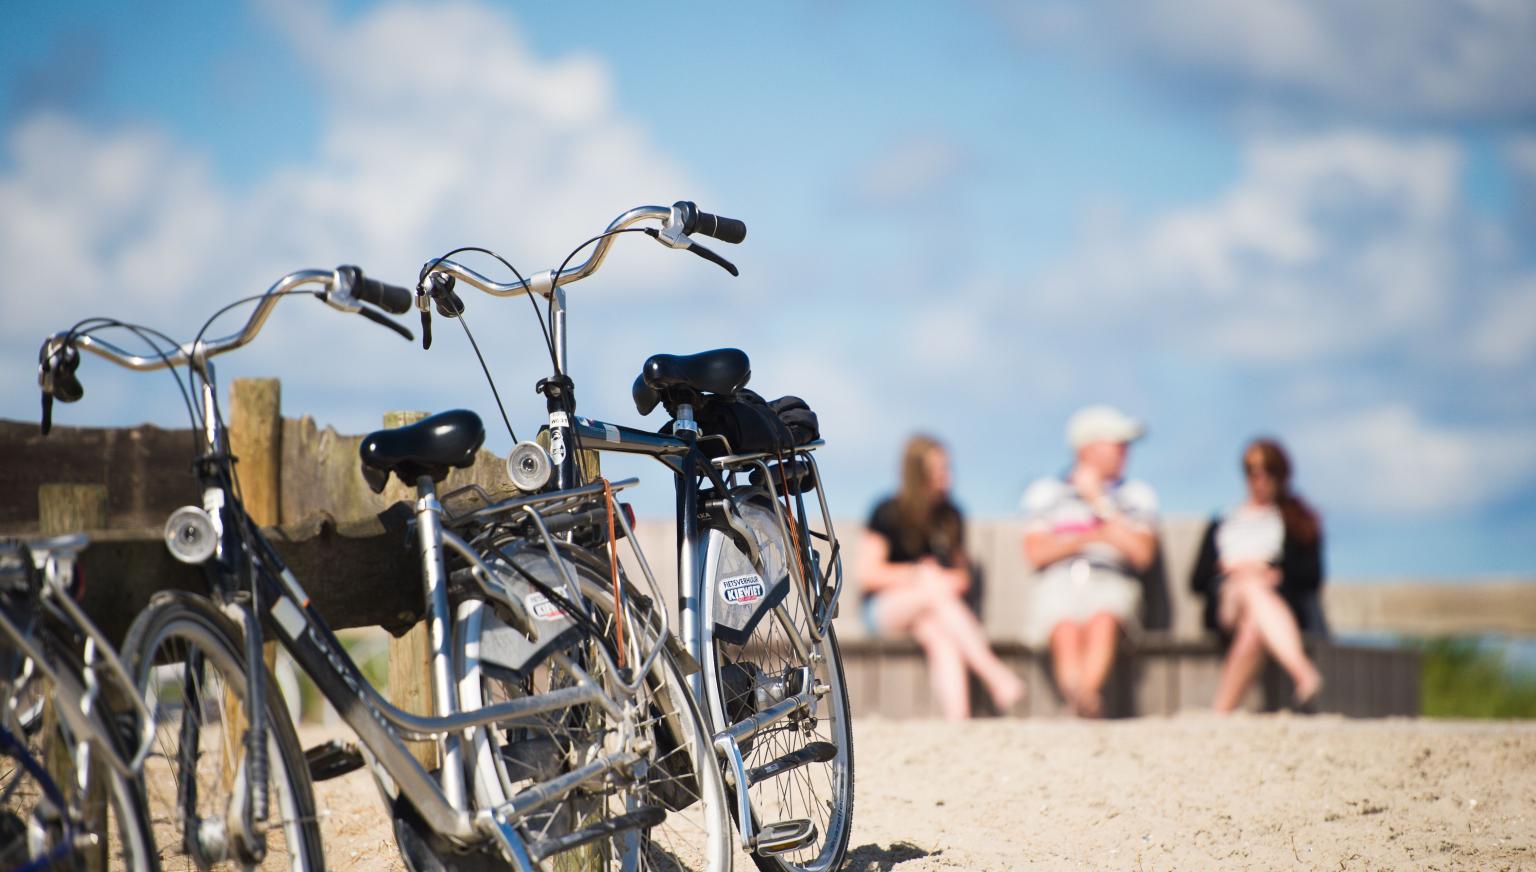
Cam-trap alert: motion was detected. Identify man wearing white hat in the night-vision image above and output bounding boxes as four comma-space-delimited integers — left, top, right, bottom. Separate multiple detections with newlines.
1020, 404, 1159, 717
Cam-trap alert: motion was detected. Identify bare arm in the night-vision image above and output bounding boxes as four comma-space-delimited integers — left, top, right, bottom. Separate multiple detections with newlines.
1096, 519, 1157, 573
858, 531, 968, 596
856, 531, 915, 595
1024, 521, 1156, 573
1023, 528, 1089, 570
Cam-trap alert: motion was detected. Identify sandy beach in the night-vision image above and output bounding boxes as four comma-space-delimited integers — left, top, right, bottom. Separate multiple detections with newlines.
301, 713, 1535, 871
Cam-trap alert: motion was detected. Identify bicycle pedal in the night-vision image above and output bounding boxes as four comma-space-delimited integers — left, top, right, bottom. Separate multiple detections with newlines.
529, 805, 665, 861
304, 740, 364, 782
746, 741, 837, 787
754, 818, 817, 856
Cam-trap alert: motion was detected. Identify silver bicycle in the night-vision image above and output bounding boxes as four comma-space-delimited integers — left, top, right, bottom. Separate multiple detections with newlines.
36, 267, 733, 870
1, 535, 159, 871
419, 202, 854, 872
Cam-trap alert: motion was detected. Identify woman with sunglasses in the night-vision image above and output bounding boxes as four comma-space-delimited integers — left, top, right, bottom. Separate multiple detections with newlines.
1192, 438, 1325, 712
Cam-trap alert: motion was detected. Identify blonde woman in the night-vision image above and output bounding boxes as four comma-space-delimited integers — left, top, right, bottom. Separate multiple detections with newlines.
857, 435, 1024, 720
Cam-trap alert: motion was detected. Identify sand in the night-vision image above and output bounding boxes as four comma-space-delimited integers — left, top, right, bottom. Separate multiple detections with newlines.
303, 715, 1536, 871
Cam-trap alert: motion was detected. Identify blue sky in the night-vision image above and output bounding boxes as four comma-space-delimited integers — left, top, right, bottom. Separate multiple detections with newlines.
2, 0, 1534, 578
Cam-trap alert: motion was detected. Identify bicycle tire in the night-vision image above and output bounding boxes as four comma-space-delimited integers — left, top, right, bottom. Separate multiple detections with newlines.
0, 631, 160, 872
697, 496, 854, 872
123, 591, 324, 871
456, 542, 734, 871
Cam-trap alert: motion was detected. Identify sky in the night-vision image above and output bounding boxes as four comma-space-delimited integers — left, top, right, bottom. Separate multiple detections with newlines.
1, 0, 1533, 579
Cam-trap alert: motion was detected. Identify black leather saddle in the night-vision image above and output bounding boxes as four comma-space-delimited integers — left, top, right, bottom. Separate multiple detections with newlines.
359, 409, 485, 494
632, 348, 750, 416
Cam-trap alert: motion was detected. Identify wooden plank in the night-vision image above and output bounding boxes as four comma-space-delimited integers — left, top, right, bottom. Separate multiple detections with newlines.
1324, 581, 1536, 636
1, 420, 193, 534
1134, 655, 1172, 717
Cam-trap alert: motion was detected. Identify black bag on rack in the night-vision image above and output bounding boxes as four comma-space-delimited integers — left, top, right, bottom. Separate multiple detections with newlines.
769, 395, 819, 446
693, 389, 793, 455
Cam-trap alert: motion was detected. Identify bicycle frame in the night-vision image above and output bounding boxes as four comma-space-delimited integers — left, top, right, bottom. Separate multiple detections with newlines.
40, 265, 697, 867
173, 364, 652, 856
419, 202, 847, 851
0, 537, 156, 782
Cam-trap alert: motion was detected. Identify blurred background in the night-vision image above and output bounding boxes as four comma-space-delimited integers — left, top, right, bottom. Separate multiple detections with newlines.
2, 2, 1533, 710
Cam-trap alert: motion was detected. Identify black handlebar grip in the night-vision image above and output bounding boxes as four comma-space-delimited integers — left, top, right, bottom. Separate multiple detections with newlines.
356, 276, 414, 314
673, 201, 747, 244
338, 265, 414, 314
693, 211, 747, 244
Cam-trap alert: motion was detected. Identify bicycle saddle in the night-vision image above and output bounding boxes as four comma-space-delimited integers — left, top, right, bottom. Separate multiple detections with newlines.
632, 348, 751, 416
359, 409, 485, 493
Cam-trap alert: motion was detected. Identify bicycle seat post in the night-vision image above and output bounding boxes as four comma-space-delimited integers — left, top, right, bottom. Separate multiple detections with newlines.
412, 474, 466, 811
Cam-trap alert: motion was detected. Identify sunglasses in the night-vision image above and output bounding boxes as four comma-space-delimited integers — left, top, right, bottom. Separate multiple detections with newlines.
1243, 462, 1276, 479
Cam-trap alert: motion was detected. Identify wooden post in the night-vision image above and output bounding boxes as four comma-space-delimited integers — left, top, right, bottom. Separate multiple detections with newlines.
226, 379, 283, 796
38, 483, 109, 872
38, 483, 108, 535
383, 411, 437, 769
229, 379, 282, 528
228, 378, 283, 673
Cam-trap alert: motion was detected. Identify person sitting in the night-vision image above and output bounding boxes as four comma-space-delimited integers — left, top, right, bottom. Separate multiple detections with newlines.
857, 434, 1025, 720
1021, 405, 1158, 718
1191, 438, 1325, 712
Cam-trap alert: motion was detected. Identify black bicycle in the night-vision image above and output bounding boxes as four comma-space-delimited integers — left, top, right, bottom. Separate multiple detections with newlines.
36, 267, 731, 870
1, 534, 158, 871
418, 202, 854, 872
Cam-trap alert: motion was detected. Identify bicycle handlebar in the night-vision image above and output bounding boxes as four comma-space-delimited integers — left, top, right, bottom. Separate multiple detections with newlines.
420, 201, 746, 300
37, 266, 412, 431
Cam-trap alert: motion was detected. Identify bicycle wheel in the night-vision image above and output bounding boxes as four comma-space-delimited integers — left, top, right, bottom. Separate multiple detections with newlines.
698, 497, 853, 872
457, 543, 733, 871
124, 591, 323, 871
0, 635, 159, 872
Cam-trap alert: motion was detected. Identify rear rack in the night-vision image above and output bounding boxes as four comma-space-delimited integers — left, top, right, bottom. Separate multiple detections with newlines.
710, 445, 843, 641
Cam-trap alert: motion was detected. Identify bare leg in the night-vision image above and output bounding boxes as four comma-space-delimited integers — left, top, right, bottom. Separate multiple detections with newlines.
1050, 622, 1083, 713
1237, 583, 1323, 701
910, 614, 970, 720
927, 597, 1024, 710
1212, 615, 1265, 713
871, 579, 954, 632
1075, 612, 1120, 718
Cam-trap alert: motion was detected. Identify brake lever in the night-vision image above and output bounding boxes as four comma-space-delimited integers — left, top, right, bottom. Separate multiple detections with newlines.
357, 305, 415, 341
685, 239, 739, 277
417, 273, 463, 351
416, 282, 433, 350
644, 228, 739, 276
40, 391, 53, 436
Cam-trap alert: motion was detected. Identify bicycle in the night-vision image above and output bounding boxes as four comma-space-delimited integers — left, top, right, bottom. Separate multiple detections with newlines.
418, 202, 854, 872
36, 266, 732, 870
1, 534, 158, 871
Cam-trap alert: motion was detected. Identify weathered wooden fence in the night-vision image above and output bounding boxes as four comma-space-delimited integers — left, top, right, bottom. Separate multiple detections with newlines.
7, 385, 1524, 718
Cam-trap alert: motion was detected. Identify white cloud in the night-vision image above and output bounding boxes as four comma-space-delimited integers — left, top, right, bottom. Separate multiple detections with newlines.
997, 0, 1536, 121
849, 135, 969, 208
1292, 405, 1536, 515
0, 0, 703, 431
1468, 278, 1536, 369
1030, 131, 1489, 364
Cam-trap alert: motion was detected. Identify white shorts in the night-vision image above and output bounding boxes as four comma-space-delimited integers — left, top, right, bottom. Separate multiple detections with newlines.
1024, 560, 1141, 646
